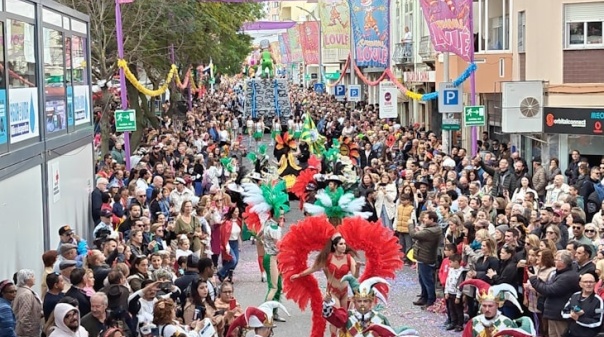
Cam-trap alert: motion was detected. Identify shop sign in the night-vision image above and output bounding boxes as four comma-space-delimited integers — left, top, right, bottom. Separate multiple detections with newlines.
543, 107, 604, 135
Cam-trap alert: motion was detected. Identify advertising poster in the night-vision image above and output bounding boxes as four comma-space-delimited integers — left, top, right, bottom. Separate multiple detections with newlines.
419, 0, 473, 62
67, 86, 74, 126
73, 85, 90, 125
319, 0, 350, 49
0, 89, 7, 145
45, 87, 67, 133
379, 81, 398, 119
9, 87, 39, 144
278, 34, 289, 65
349, 0, 391, 68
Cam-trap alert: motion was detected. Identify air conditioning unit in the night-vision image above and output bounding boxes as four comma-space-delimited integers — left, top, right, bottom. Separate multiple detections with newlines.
501, 81, 544, 133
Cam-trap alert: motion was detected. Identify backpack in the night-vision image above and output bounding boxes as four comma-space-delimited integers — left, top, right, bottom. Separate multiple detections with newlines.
586, 182, 604, 215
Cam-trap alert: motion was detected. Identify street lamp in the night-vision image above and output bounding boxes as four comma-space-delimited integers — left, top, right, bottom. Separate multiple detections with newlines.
296, 6, 323, 84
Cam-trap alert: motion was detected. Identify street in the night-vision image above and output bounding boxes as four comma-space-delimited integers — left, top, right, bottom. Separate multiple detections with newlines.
231, 135, 457, 336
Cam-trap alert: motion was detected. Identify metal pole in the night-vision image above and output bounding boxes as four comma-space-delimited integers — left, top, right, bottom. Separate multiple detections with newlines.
469, 2, 478, 155
442, 52, 450, 152
115, 0, 131, 171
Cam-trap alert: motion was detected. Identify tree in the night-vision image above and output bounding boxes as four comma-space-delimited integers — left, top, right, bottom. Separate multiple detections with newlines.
56, 0, 264, 155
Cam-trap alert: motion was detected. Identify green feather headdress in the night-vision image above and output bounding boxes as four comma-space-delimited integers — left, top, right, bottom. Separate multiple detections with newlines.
242, 180, 290, 218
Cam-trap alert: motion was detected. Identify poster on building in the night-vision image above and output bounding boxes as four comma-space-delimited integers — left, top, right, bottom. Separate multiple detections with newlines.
0, 89, 7, 145
52, 161, 61, 203
298, 21, 320, 65
45, 87, 67, 134
379, 81, 398, 119
349, 0, 390, 68
73, 85, 90, 125
319, 0, 350, 49
419, 0, 473, 62
9, 87, 39, 144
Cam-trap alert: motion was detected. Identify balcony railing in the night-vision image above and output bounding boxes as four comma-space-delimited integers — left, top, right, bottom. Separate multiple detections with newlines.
418, 36, 435, 61
392, 42, 414, 65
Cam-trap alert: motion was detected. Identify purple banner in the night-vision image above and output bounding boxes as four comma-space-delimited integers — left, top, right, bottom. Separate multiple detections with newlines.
242, 21, 298, 31
419, 0, 473, 62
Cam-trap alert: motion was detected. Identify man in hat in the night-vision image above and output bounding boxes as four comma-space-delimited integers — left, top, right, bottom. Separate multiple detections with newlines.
460, 279, 534, 337
322, 276, 394, 337
54, 243, 80, 273
170, 177, 194, 214
226, 301, 289, 337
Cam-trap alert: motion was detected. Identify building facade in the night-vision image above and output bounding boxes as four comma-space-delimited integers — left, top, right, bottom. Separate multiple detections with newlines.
0, 0, 93, 287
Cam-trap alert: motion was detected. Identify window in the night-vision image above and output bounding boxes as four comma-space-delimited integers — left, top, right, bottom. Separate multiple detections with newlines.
0, 23, 7, 147
7, 19, 39, 144
565, 2, 604, 48
7, 19, 37, 88
6, 0, 35, 19
273, 1, 279, 8
43, 28, 66, 134
475, 0, 511, 52
71, 36, 88, 85
518, 11, 525, 52
272, 14, 279, 21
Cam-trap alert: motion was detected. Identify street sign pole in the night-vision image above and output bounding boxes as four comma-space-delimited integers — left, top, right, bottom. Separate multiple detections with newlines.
442, 53, 450, 152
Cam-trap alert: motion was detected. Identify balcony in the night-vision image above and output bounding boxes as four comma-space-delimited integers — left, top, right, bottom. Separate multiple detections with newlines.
419, 36, 435, 64
392, 42, 414, 66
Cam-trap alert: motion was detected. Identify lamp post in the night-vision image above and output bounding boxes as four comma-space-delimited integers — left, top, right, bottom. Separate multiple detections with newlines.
296, 6, 323, 84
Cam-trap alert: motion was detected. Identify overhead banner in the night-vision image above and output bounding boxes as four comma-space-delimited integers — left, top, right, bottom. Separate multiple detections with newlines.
278, 34, 290, 65
270, 41, 282, 65
349, 0, 390, 68
298, 21, 320, 65
419, 0, 473, 62
287, 27, 303, 63
319, 0, 350, 49
379, 81, 398, 119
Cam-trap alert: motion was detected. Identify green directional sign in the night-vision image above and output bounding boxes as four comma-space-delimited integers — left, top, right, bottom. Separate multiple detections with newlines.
464, 105, 486, 127
324, 71, 341, 80
115, 109, 136, 132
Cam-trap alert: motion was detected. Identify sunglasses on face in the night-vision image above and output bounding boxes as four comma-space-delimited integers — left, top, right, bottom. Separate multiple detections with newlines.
585, 229, 596, 233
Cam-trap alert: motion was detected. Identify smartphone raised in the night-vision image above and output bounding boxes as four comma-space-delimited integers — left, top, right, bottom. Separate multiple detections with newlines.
229, 298, 237, 310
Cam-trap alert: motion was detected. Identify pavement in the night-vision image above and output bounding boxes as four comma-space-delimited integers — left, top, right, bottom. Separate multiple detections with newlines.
229, 136, 459, 337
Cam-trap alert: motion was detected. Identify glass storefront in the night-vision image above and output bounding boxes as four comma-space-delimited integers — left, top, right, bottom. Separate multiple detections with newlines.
0, 0, 91, 154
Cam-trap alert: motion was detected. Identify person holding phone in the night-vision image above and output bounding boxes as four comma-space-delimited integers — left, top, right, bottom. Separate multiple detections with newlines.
214, 282, 243, 328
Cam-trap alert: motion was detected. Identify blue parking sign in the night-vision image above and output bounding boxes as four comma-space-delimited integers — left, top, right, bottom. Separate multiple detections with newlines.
335, 85, 346, 101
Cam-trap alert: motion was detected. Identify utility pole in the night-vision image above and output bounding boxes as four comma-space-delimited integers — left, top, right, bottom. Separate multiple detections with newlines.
442, 52, 450, 152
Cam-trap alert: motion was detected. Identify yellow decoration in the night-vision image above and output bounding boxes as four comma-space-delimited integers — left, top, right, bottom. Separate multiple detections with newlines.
405, 91, 423, 101
117, 59, 177, 97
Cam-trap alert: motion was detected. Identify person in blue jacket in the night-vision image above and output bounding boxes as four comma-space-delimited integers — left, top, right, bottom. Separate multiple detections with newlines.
0, 279, 17, 337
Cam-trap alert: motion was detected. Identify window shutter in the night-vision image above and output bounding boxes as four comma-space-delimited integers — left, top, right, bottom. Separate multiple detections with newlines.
565, 2, 604, 22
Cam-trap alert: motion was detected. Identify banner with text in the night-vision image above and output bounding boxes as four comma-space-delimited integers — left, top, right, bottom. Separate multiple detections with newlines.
319, 0, 351, 49
298, 21, 320, 65
278, 34, 290, 65
9, 87, 39, 143
349, 0, 390, 68
419, 0, 473, 63
287, 27, 303, 63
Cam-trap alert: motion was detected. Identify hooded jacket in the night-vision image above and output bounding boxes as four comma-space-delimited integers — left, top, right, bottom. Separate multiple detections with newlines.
48, 303, 89, 337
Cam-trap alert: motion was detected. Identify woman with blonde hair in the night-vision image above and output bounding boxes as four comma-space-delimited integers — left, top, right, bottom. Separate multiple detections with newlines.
526, 248, 556, 336
539, 238, 558, 252
153, 298, 209, 337
544, 225, 564, 250
584, 223, 601, 247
